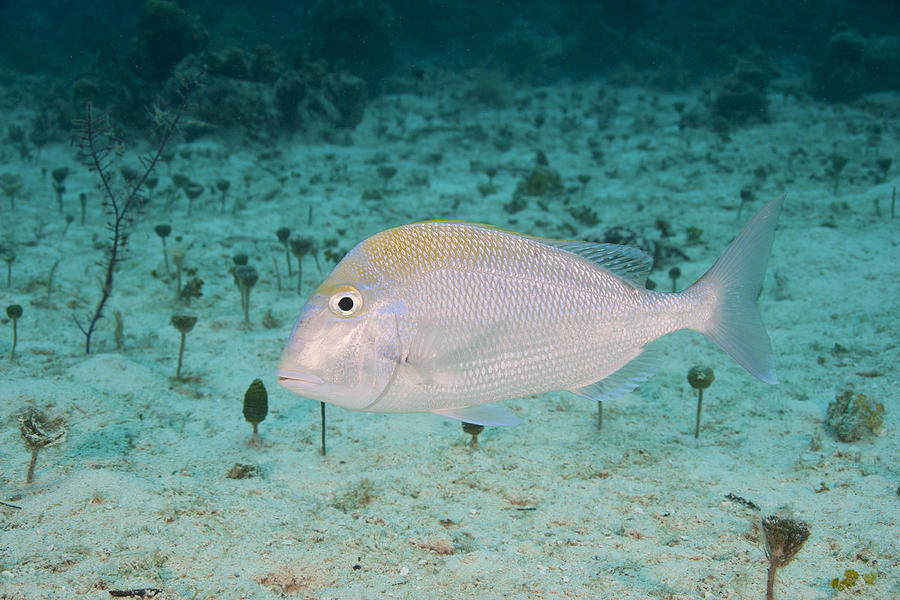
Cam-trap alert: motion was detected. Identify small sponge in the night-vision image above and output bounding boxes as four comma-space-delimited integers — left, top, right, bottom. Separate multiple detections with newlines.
826, 388, 884, 442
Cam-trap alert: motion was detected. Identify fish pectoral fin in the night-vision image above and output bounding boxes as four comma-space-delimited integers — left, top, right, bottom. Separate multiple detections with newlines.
569, 348, 658, 403
405, 320, 495, 385
433, 403, 522, 427
405, 320, 448, 371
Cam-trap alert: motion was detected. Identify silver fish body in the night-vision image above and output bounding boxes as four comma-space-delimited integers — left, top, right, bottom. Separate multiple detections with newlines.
277, 195, 783, 425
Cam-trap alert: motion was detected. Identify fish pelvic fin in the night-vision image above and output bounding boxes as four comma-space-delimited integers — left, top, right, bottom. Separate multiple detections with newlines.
688, 193, 784, 384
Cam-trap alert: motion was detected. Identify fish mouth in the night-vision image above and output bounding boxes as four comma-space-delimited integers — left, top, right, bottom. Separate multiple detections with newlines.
275, 369, 325, 388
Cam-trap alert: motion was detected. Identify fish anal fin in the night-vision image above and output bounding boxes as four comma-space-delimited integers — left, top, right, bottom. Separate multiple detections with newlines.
434, 403, 522, 427
570, 349, 659, 403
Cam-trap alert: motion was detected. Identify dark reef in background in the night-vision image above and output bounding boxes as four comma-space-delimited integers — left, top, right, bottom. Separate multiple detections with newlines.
129, 0, 209, 82
2, 0, 898, 86
812, 27, 900, 101
0, 0, 898, 142
712, 48, 779, 125
305, 0, 398, 87
173, 47, 367, 142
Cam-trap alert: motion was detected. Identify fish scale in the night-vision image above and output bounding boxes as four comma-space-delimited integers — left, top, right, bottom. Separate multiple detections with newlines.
277, 195, 784, 427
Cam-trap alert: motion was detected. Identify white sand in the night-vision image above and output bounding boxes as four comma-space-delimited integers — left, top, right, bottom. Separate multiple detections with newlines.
1, 79, 897, 599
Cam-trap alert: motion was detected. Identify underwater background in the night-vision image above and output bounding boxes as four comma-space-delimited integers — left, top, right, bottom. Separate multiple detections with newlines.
0, 1, 897, 598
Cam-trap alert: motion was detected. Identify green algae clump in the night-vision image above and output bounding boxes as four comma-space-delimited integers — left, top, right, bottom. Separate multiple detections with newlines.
825, 388, 885, 442
830, 568, 877, 591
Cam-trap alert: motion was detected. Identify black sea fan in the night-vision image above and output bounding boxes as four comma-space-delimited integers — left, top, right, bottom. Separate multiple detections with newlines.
73, 80, 194, 354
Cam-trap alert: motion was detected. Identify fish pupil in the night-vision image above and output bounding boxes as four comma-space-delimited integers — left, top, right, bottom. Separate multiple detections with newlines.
338, 296, 354, 312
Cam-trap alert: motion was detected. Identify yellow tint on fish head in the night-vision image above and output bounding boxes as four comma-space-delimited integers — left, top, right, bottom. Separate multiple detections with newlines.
339, 223, 493, 287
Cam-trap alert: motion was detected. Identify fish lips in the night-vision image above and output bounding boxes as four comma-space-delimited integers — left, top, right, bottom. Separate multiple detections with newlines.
275, 369, 325, 394
275, 368, 381, 410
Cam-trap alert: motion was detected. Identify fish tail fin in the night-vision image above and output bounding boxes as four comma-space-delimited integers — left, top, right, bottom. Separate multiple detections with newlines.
688, 193, 785, 384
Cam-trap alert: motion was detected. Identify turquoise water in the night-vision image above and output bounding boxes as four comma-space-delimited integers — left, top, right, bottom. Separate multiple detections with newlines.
1, 2, 898, 599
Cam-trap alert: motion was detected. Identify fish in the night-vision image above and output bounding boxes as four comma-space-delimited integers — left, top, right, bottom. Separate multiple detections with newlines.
276, 194, 784, 426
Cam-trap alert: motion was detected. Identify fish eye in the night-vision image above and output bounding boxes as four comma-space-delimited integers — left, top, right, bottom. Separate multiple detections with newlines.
329, 286, 363, 317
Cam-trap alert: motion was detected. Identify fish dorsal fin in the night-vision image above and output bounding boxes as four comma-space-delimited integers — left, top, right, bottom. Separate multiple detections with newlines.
547, 240, 653, 286
569, 348, 659, 402
433, 403, 522, 427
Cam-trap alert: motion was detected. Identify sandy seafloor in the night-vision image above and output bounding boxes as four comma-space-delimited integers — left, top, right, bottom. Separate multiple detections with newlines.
0, 77, 897, 600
